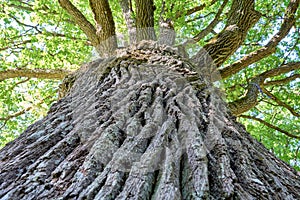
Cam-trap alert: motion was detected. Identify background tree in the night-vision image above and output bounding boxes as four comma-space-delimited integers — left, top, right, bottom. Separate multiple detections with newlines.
0, 0, 299, 170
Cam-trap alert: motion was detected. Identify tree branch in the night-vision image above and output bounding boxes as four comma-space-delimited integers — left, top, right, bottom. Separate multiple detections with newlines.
185, 0, 228, 45
135, 0, 156, 41
263, 74, 300, 86
0, 106, 32, 121
228, 62, 300, 116
0, 68, 72, 81
220, 0, 299, 79
261, 88, 300, 117
89, 0, 118, 56
240, 115, 300, 140
0, 40, 33, 51
175, 0, 217, 19
192, 0, 261, 68
58, 0, 99, 46
228, 77, 261, 116
260, 62, 300, 79
0, 95, 53, 130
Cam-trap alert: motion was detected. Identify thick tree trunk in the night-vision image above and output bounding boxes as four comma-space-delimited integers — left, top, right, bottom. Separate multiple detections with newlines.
0, 41, 299, 199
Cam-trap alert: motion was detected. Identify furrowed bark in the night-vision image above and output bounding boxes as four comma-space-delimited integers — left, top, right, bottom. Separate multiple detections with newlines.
1, 41, 300, 199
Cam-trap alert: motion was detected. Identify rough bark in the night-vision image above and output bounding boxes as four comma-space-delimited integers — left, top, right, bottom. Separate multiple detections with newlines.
58, 0, 117, 57
58, 0, 100, 46
1, 42, 300, 199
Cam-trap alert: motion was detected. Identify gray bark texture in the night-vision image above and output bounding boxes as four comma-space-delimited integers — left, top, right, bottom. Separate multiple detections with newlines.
0, 41, 300, 199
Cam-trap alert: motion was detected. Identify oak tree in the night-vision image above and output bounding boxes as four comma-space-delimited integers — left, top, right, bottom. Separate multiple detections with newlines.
0, 0, 300, 199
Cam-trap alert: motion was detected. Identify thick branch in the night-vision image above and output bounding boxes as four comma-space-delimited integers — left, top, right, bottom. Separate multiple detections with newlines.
58, 0, 99, 46
192, 0, 261, 68
220, 0, 299, 78
228, 77, 261, 116
89, 0, 118, 56
228, 62, 300, 116
260, 62, 300, 79
135, 0, 156, 41
240, 115, 300, 140
0, 68, 72, 81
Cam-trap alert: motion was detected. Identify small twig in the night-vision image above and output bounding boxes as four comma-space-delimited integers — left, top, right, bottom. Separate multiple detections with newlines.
240, 115, 300, 140
261, 87, 300, 117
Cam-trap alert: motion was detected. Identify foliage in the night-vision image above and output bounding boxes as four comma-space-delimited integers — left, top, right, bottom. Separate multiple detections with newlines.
0, 0, 299, 170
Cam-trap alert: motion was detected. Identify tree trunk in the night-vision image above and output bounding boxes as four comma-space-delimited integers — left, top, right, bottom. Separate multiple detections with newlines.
0, 41, 299, 199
